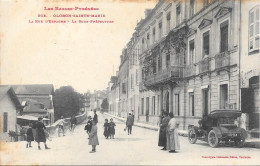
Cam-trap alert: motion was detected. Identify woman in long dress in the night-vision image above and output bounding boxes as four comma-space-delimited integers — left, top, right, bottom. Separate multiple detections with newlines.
158, 112, 171, 150
88, 120, 99, 153
35, 117, 50, 150
166, 112, 180, 153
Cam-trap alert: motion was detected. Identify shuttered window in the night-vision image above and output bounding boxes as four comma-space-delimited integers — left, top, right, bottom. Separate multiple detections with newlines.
249, 5, 260, 53
3, 112, 8, 132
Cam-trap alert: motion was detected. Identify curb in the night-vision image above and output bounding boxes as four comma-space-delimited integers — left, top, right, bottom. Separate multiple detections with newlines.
104, 113, 159, 131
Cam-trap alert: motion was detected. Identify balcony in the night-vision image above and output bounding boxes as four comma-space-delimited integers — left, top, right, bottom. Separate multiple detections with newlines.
184, 64, 196, 77
199, 57, 210, 74
144, 66, 183, 86
215, 51, 230, 69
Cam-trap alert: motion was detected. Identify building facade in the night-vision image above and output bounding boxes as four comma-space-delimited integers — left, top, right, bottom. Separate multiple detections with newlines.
240, 2, 260, 133
0, 86, 22, 141
107, 0, 259, 132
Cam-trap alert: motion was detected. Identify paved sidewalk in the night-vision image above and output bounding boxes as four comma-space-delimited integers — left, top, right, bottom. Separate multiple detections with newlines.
104, 112, 260, 149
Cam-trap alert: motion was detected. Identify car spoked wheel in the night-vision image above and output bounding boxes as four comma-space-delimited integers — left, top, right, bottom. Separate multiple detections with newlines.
235, 137, 245, 147
208, 130, 219, 148
188, 129, 197, 144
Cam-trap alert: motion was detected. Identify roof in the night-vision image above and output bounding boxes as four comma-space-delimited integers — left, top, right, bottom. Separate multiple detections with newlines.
0, 85, 22, 109
209, 110, 241, 119
11, 84, 54, 95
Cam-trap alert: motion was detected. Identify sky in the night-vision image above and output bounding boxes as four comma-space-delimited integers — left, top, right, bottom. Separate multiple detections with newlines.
0, 0, 156, 93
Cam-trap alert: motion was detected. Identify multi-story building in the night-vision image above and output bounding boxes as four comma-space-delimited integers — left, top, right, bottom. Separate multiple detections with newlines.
108, 76, 119, 116
240, 2, 260, 133
139, 0, 243, 129
107, 0, 259, 132
127, 31, 140, 120
118, 49, 129, 118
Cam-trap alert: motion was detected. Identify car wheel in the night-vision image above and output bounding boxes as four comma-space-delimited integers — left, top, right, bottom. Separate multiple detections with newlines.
208, 130, 219, 148
188, 129, 197, 144
235, 137, 245, 147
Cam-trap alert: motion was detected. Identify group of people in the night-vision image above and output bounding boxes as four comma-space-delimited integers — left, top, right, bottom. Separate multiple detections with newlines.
158, 111, 180, 153
103, 118, 116, 139
85, 110, 99, 153
25, 117, 50, 150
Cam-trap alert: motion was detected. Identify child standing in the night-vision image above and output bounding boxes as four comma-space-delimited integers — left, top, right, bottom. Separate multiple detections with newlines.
26, 123, 34, 148
88, 120, 99, 153
103, 119, 110, 139
109, 118, 116, 139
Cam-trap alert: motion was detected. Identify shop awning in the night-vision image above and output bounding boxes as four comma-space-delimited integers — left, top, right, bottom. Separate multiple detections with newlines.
17, 115, 50, 121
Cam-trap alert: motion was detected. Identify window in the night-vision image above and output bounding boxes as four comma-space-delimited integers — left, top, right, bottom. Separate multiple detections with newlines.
3, 112, 8, 132
167, 12, 171, 33
141, 98, 144, 115
166, 53, 170, 67
122, 83, 126, 94
158, 55, 162, 71
152, 27, 156, 43
142, 38, 145, 52
146, 97, 150, 115
131, 74, 133, 89
152, 96, 156, 115
157, 95, 160, 115
189, 93, 195, 116
249, 5, 260, 52
203, 31, 210, 57
220, 21, 229, 52
159, 21, 162, 39
175, 94, 180, 116
220, 84, 228, 109
190, 0, 195, 17
136, 69, 138, 84
147, 33, 150, 48
189, 39, 195, 64
176, 4, 181, 26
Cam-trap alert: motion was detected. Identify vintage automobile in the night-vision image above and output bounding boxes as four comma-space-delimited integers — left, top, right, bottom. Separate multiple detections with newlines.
188, 110, 247, 148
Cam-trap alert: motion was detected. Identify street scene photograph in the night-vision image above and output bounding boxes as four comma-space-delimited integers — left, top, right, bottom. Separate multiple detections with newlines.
0, 0, 260, 165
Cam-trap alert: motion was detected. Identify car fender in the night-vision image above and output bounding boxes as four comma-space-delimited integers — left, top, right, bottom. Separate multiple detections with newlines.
211, 127, 222, 138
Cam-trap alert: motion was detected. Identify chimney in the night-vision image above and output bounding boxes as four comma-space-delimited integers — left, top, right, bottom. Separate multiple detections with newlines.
145, 9, 152, 18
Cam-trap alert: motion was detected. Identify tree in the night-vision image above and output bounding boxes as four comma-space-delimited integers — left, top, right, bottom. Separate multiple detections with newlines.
101, 98, 109, 112
53, 86, 84, 121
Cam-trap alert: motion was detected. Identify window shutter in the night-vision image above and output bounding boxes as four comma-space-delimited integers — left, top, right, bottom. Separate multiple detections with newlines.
255, 36, 259, 48
256, 22, 259, 35
167, 13, 171, 20
3, 112, 8, 132
256, 8, 259, 21
250, 11, 254, 24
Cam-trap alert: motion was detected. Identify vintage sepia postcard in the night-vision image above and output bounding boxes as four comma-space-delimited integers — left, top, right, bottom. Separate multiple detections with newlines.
0, 0, 260, 165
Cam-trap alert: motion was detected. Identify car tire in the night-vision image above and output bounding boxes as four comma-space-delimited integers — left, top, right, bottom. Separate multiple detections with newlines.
235, 137, 245, 148
188, 128, 197, 144
208, 130, 219, 148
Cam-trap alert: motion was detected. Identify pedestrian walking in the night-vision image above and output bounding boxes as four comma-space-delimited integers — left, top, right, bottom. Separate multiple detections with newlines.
70, 115, 77, 133
109, 118, 116, 139
35, 117, 50, 150
84, 116, 92, 134
126, 113, 134, 135
93, 110, 98, 123
158, 111, 171, 150
58, 116, 65, 136
103, 119, 110, 139
88, 120, 99, 153
166, 112, 180, 153
26, 123, 34, 148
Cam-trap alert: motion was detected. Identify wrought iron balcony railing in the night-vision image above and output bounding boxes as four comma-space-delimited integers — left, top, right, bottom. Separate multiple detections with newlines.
199, 57, 210, 74
215, 51, 230, 69
184, 64, 196, 77
144, 66, 183, 86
